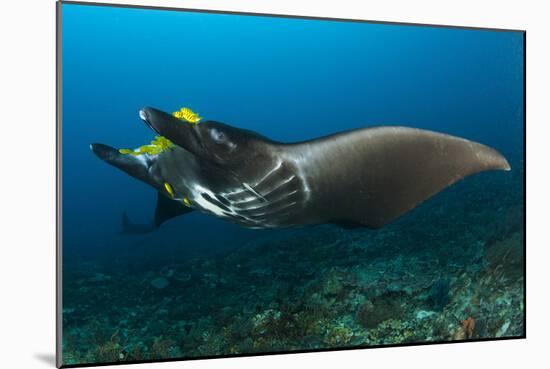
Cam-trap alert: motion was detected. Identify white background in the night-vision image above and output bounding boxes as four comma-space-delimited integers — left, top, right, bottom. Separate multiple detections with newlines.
0, 0, 548, 368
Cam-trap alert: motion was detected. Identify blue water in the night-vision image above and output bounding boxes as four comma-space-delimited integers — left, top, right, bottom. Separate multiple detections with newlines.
61, 3, 524, 366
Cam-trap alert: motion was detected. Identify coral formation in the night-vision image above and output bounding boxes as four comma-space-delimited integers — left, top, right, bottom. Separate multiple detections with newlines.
430, 278, 451, 311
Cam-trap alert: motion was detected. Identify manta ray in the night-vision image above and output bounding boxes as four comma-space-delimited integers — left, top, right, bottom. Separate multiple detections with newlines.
91, 107, 510, 231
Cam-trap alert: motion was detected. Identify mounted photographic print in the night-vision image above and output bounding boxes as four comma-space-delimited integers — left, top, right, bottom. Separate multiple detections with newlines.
57, 1, 525, 367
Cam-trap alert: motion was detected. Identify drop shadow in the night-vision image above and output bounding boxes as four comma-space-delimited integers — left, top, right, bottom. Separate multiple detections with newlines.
34, 353, 56, 367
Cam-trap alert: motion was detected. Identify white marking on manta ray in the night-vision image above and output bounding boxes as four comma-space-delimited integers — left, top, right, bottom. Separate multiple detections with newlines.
252, 160, 282, 187
220, 160, 283, 198
191, 184, 266, 225
191, 157, 308, 227
191, 184, 231, 218
260, 175, 296, 197
223, 188, 247, 196
223, 175, 297, 207
124, 151, 158, 171
226, 195, 256, 204
243, 183, 267, 201
135, 153, 153, 167
286, 154, 311, 202
232, 189, 299, 211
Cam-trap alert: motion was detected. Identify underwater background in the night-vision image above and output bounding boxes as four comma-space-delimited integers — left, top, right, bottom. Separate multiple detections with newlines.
60, 3, 525, 366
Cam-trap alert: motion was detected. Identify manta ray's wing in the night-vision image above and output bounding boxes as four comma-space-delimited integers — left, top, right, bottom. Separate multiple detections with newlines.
295, 126, 510, 229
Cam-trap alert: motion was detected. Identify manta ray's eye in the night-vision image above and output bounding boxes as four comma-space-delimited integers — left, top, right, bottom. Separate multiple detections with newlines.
210, 128, 226, 143
204, 125, 238, 158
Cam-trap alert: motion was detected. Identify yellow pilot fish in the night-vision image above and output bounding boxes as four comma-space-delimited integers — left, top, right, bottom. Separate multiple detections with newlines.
164, 182, 175, 198
173, 107, 202, 124
118, 136, 175, 156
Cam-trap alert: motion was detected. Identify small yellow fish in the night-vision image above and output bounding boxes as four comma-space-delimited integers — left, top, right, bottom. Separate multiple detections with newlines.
118, 136, 175, 156
183, 197, 191, 207
173, 107, 202, 124
164, 182, 175, 198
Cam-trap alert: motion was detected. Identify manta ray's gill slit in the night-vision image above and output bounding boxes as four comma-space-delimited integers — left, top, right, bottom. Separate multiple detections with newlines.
191, 184, 230, 217
252, 160, 283, 187
257, 201, 301, 221
223, 175, 299, 208
243, 183, 267, 202
232, 189, 300, 212
223, 209, 266, 226
222, 187, 247, 196
252, 163, 297, 194
257, 175, 297, 197
223, 194, 257, 204
219, 188, 255, 204
219, 185, 267, 204
200, 193, 231, 212
215, 195, 231, 207
221, 161, 285, 202
190, 184, 260, 225
221, 212, 254, 223
238, 200, 299, 219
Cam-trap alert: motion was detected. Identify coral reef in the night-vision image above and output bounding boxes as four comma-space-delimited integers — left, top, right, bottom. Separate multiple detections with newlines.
430, 278, 451, 311
61, 172, 524, 365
